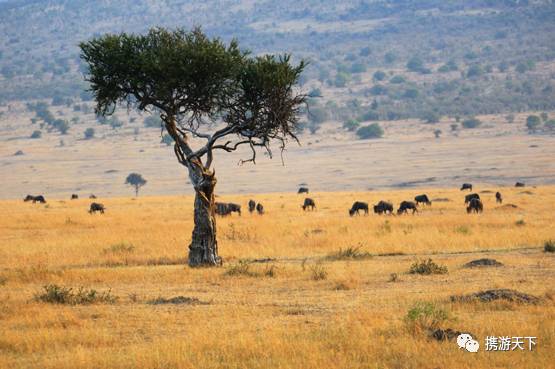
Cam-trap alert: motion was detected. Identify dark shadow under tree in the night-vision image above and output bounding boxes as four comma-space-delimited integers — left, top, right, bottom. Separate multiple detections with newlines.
80, 27, 306, 267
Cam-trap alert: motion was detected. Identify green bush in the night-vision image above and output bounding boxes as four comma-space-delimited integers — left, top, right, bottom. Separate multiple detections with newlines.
409, 259, 448, 275
144, 115, 162, 128
35, 284, 117, 305
526, 115, 541, 131
389, 75, 405, 84
30, 130, 42, 139
462, 118, 481, 129
405, 301, 450, 334
544, 240, 555, 253
84, 127, 95, 139
342, 119, 360, 132
356, 123, 383, 139
373, 70, 386, 81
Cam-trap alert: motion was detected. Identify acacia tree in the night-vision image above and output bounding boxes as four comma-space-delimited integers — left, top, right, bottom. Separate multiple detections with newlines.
125, 172, 147, 197
80, 28, 306, 267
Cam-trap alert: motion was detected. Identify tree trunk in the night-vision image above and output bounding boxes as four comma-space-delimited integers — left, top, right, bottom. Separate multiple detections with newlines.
188, 170, 221, 267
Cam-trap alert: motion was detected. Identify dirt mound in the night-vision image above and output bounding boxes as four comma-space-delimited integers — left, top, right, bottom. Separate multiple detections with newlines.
451, 289, 540, 304
429, 328, 468, 342
497, 203, 519, 210
148, 296, 207, 305
464, 258, 503, 268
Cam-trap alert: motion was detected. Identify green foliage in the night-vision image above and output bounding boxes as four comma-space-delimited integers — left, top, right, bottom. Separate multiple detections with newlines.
356, 123, 384, 139
544, 240, 555, 253
125, 172, 147, 196
526, 115, 541, 131
405, 302, 450, 334
403, 88, 419, 99
409, 259, 448, 275
30, 130, 42, 139
350, 63, 366, 73
466, 64, 483, 78
308, 88, 322, 98
52, 119, 70, 134
462, 117, 482, 129
421, 111, 440, 124
334, 71, 350, 87
84, 127, 95, 139
369, 84, 387, 96
35, 284, 117, 305
342, 119, 360, 132
308, 106, 328, 125
389, 75, 405, 84
359, 110, 379, 121
373, 70, 386, 81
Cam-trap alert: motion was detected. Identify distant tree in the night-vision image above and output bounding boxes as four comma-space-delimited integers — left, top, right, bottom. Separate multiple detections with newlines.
406, 56, 424, 73
389, 75, 405, 84
342, 119, 360, 132
421, 111, 440, 124
350, 63, 366, 73
373, 70, 386, 81
359, 47, 371, 57
450, 123, 458, 132
334, 72, 350, 87
498, 61, 509, 72
466, 64, 483, 78
308, 88, 322, 98
369, 84, 387, 96
144, 115, 162, 128
462, 117, 481, 129
433, 129, 442, 139
359, 110, 379, 121
30, 130, 42, 139
356, 123, 383, 139
81, 28, 306, 266
403, 88, 419, 99
109, 116, 123, 129
526, 115, 541, 131
384, 52, 396, 64
505, 114, 515, 123
84, 127, 95, 139
540, 112, 548, 122
125, 173, 147, 197
370, 99, 378, 110
52, 119, 70, 134
309, 106, 328, 124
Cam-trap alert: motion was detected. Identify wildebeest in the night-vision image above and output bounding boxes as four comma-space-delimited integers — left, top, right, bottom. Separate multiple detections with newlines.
414, 194, 431, 206
466, 198, 483, 213
373, 200, 393, 215
495, 192, 503, 204
24, 195, 46, 203
89, 194, 97, 199
248, 199, 256, 213
460, 183, 473, 191
464, 193, 480, 204
349, 201, 369, 216
298, 187, 309, 194
515, 182, 525, 187
215, 202, 241, 216
89, 202, 105, 214
256, 203, 264, 214
71, 194, 78, 200
397, 201, 418, 215
302, 198, 316, 211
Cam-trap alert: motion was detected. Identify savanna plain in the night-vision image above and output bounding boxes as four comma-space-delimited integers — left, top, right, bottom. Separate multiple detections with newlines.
0, 186, 553, 369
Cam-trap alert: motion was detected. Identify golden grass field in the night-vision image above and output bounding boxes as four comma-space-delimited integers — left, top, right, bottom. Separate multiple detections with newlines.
0, 186, 554, 369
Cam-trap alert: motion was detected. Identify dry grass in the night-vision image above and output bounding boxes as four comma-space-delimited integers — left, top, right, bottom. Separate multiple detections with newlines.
0, 186, 554, 368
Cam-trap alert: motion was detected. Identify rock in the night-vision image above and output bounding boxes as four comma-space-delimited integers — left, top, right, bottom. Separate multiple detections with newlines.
464, 258, 503, 268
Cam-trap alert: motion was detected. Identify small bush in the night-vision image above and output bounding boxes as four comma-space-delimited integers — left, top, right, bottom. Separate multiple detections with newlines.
326, 245, 372, 261
356, 123, 383, 139
342, 119, 360, 132
35, 284, 117, 305
544, 240, 555, 253
309, 264, 328, 281
515, 219, 526, 226
462, 118, 481, 129
103, 243, 135, 254
30, 130, 42, 139
84, 127, 95, 139
224, 261, 255, 277
389, 273, 399, 282
409, 259, 448, 275
405, 301, 450, 334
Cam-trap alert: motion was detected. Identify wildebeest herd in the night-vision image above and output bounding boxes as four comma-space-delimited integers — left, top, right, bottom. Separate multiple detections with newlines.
22, 181, 525, 217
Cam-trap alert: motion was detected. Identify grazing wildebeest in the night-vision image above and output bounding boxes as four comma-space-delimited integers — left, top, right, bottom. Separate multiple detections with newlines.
71, 194, 79, 200
227, 203, 241, 215
464, 193, 480, 204
515, 182, 525, 187
248, 199, 256, 213
89, 194, 97, 199
466, 198, 483, 213
397, 201, 418, 215
89, 202, 105, 214
495, 192, 503, 204
349, 201, 369, 216
374, 200, 393, 215
215, 202, 231, 216
298, 187, 309, 194
302, 198, 316, 211
414, 194, 431, 206
256, 203, 264, 214
24, 195, 46, 203
460, 183, 473, 191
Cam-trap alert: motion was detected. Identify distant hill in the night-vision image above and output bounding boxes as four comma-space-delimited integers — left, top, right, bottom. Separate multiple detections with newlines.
1, 0, 554, 122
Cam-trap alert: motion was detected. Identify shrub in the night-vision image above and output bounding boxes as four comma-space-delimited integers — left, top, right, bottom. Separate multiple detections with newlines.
405, 302, 450, 334
30, 130, 42, 139
421, 111, 440, 124
544, 240, 555, 253
406, 56, 424, 73
356, 123, 383, 139
309, 264, 328, 281
308, 88, 322, 97
326, 245, 372, 261
389, 75, 405, 84
359, 110, 379, 121
35, 284, 117, 305
462, 118, 481, 129
144, 115, 162, 128
434, 129, 442, 139
373, 70, 386, 81
403, 88, 419, 99
409, 259, 448, 275
369, 84, 387, 95
342, 119, 360, 132
84, 127, 95, 139
526, 115, 541, 131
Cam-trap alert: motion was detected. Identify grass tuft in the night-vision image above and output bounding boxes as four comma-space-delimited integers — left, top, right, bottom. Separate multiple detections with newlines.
544, 240, 555, 253
326, 245, 372, 261
409, 259, 448, 275
34, 284, 117, 305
